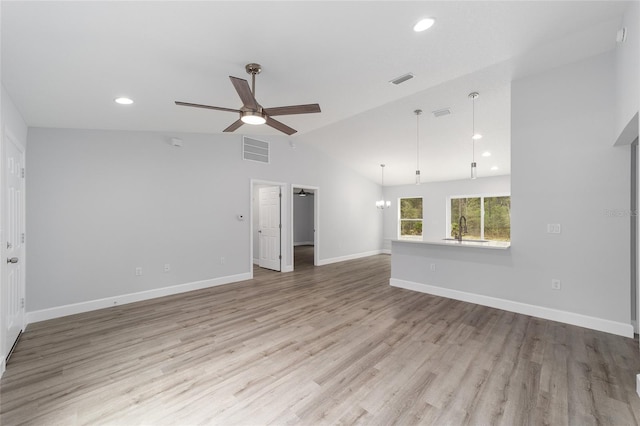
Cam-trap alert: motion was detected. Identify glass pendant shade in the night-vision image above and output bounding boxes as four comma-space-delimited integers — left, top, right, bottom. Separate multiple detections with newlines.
471, 162, 477, 179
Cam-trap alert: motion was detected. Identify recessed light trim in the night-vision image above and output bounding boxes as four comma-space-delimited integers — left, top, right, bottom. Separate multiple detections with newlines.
482, 151, 491, 157
114, 97, 134, 105
414, 18, 436, 32
491, 166, 499, 171
472, 133, 483, 140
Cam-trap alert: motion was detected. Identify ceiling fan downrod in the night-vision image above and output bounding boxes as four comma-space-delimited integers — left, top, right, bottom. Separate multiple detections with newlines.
245, 63, 261, 97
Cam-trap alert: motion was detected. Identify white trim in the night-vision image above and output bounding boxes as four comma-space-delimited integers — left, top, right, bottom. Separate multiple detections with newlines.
381, 249, 391, 255
1, 359, 5, 378
26, 273, 251, 324
317, 250, 383, 266
390, 278, 634, 338
632, 319, 638, 334
294, 241, 314, 246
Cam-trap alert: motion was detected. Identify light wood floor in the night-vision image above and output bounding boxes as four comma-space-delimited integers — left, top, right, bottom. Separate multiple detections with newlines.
2, 246, 640, 425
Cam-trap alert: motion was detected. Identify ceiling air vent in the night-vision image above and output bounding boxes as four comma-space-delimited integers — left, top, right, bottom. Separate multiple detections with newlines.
389, 73, 414, 85
432, 108, 451, 118
243, 136, 269, 164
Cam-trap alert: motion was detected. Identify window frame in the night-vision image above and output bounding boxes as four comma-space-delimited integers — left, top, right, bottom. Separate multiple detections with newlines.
398, 196, 424, 240
446, 192, 510, 241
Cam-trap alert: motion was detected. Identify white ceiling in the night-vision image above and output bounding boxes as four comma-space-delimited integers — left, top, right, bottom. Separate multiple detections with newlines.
1, 1, 630, 185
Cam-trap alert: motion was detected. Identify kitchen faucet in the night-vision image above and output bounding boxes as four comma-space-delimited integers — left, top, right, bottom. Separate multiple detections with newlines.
457, 215, 467, 242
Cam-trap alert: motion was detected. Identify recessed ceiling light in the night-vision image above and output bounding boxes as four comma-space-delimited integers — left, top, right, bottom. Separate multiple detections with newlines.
472, 133, 483, 140
413, 18, 435, 32
491, 166, 499, 171
114, 97, 134, 105
482, 151, 491, 157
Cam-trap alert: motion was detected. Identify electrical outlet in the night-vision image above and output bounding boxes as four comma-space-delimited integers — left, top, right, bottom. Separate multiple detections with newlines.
551, 279, 561, 290
164, 264, 170, 273
135, 267, 142, 276
430, 263, 436, 272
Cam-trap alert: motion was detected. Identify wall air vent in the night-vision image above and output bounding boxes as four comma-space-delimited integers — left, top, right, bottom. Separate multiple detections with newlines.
389, 73, 414, 85
432, 108, 451, 118
243, 136, 270, 164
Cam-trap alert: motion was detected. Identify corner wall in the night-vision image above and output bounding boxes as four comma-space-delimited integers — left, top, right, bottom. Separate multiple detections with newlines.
25, 129, 383, 318
391, 51, 632, 335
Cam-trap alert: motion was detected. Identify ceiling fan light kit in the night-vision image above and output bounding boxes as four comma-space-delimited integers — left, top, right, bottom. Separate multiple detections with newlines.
176, 63, 321, 135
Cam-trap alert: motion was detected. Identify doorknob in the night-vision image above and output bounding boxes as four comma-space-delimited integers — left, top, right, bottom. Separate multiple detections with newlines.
7, 257, 18, 264
258, 230, 262, 233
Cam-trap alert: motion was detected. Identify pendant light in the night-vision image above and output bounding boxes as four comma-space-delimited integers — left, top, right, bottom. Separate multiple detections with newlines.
376, 164, 391, 209
414, 109, 422, 185
469, 92, 480, 180
297, 188, 308, 197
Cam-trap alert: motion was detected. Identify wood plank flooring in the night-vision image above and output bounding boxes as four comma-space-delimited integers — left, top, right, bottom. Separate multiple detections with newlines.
2, 246, 640, 425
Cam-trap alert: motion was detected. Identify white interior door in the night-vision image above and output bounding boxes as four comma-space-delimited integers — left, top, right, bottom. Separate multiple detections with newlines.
258, 186, 281, 271
3, 134, 25, 358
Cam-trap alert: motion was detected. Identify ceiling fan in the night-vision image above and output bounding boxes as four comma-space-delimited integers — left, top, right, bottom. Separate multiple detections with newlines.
175, 63, 321, 135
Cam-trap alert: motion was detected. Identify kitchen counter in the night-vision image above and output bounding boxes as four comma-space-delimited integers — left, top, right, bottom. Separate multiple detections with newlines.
392, 238, 510, 250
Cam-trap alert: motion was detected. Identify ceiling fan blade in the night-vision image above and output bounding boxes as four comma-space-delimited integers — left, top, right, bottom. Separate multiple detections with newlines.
263, 104, 321, 116
265, 117, 297, 135
229, 76, 259, 110
175, 101, 240, 114
223, 119, 244, 133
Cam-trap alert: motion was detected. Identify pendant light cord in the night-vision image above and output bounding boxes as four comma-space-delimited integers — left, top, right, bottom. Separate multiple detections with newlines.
416, 112, 420, 171
472, 95, 475, 163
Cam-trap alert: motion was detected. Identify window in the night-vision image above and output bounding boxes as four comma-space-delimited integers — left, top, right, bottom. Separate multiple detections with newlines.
449, 195, 510, 242
399, 197, 423, 239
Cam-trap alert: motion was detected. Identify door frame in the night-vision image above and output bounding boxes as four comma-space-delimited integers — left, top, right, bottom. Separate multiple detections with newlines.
250, 179, 289, 277
291, 184, 319, 268
1, 128, 26, 373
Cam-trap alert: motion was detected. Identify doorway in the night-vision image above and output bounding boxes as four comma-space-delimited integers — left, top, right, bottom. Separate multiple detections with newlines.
292, 185, 319, 269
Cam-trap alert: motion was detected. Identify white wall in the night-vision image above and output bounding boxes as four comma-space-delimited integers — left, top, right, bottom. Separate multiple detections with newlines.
391, 51, 632, 335
616, 1, 639, 143
1, 85, 29, 367
26, 128, 383, 316
293, 193, 314, 245
382, 175, 510, 250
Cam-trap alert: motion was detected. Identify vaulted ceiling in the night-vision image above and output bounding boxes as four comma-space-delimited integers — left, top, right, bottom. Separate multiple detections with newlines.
1, 1, 630, 185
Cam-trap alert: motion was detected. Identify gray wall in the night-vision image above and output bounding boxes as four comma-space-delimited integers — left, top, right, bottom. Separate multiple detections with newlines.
392, 50, 631, 325
26, 129, 383, 312
616, 1, 639, 140
293, 193, 314, 245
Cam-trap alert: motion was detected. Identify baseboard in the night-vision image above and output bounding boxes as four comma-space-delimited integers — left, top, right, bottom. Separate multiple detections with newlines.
632, 319, 638, 334
390, 278, 634, 338
26, 272, 252, 324
282, 265, 294, 273
381, 249, 391, 255
294, 242, 314, 247
317, 250, 383, 266
1, 358, 5, 378
253, 258, 259, 265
